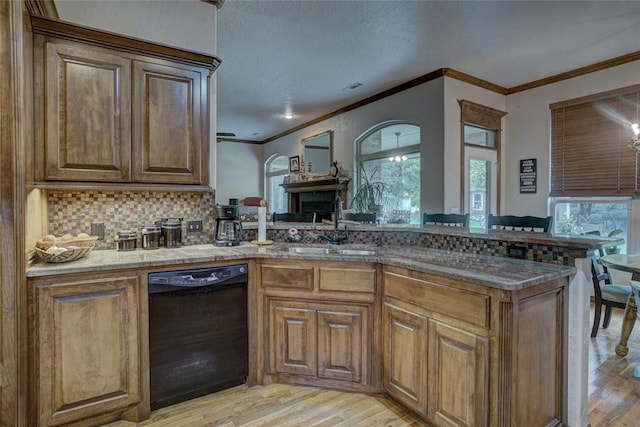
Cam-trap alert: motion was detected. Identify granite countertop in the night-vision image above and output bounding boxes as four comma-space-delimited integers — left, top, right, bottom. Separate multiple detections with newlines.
242, 222, 621, 250
27, 242, 576, 291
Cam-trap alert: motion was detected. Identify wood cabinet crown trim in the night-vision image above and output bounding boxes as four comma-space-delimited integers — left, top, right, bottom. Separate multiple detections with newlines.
30, 16, 221, 73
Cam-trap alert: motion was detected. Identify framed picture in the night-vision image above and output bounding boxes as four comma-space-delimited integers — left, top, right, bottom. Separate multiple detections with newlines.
289, 155, 300, 172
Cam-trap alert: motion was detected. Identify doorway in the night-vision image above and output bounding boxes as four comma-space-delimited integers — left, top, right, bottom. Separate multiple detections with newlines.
464, 146, 497, 228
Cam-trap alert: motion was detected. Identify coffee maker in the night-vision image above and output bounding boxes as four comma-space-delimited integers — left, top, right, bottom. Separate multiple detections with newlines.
214, 205, 243, 247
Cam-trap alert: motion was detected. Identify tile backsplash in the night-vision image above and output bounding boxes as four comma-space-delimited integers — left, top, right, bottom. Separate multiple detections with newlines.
47, 190, 216, 250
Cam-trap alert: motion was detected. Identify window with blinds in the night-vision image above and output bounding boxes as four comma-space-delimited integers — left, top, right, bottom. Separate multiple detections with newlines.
550, 85, 640, 197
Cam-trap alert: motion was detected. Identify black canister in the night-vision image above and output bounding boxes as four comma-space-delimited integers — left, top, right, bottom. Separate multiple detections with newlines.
115, 230, 137, 251
141, 225, 161, 250
161, 218, 182, 248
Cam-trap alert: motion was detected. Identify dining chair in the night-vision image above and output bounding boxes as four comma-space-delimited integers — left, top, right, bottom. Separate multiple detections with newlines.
273, 212, 316, 222
422, 213, 470, 227
590, 254, 631, 337
487, 214, 553, 233
344, 213, 377, 223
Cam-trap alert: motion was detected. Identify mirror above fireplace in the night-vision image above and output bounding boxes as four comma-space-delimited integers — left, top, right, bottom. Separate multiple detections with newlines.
302, 130, 332, 175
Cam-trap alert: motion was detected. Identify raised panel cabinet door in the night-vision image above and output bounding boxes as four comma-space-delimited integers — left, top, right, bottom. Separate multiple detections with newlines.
37, 276, 141, 426
427, 320, 488, 427
317, 308, 365, 382
382, 302, 428, 417
132, 60, 204, 184
43, 40, 131, 181
273, 305, 317, 376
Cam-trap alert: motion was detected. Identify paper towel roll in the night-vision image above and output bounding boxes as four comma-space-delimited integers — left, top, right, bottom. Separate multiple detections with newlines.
258, 207, 267, 242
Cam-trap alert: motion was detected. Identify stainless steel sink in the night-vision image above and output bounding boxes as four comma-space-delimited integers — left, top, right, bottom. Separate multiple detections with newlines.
286, 247, 332, 254
335, 249, 376, 256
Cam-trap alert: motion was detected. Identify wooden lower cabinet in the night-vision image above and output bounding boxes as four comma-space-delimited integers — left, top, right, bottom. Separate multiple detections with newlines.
382, 302, 428, 416
270, 300, 368, 384
32, 273, 145, 427
382, 266, 567, 427
427, 319, 488, 426
383, 302, 488, 425
273, 304, 317, 376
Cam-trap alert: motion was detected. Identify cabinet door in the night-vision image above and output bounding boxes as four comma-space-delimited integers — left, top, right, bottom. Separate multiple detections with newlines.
37, 275, 141, 426
383, 302, 428, 417
273, 305, 317, 376
132, 60, 204, 184
427, 320, 488, 427
317, 308, 363, 382
43, 40, 131, 181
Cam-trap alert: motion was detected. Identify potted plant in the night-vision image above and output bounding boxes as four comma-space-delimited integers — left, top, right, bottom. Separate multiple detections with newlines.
351, 162, 386, 213
604, 228, 624, 255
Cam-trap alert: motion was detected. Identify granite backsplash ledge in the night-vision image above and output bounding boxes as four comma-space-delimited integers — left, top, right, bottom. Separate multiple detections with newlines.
47, 190, 217, 250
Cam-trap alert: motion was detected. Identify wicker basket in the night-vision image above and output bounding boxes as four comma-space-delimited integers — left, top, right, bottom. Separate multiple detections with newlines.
35, 236, 97, 263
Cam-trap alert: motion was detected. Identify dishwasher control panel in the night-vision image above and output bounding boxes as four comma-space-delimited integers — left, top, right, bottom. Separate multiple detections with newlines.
148, 264, 247, 290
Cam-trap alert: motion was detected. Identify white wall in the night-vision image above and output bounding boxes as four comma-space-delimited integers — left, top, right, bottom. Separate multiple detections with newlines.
55, 0, 217, 55
442, 77, 507, 214
216, 142, 263, 205
262, 78, 445, 214
505, 60, 640, 217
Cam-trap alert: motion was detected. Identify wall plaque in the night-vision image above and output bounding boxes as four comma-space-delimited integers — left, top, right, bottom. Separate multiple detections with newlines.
520, 158, 537, 193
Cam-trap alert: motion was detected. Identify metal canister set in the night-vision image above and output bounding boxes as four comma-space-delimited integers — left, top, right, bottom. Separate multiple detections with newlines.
115, 218, 183, 251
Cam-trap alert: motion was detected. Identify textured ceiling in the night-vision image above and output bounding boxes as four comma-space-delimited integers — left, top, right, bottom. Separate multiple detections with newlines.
54, 1, 640, 142
216, 1, 640, 140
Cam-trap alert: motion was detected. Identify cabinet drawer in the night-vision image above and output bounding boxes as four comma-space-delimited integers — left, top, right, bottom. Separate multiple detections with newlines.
319, 267, 376, 293
261, 265, 314, 290
384, 271, 489, 329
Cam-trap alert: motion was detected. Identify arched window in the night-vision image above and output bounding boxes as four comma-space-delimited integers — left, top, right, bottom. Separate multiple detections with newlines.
354, 122, 421, 224
265, 154, 289, 213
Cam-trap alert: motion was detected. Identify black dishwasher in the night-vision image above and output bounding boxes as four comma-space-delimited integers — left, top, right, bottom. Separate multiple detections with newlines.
148, 264, 248, 410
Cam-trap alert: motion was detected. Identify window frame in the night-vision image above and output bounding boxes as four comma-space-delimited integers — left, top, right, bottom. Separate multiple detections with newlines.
354, 121, 421, 223
458, 100, 506, 216
265, 154, 289, 213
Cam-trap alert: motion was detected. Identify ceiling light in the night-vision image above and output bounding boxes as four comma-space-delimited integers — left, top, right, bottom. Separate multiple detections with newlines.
284, 113, 293, 120
390, 132, 407, 162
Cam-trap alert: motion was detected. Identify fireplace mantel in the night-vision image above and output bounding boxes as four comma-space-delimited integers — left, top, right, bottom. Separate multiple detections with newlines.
281, 178, 350, 193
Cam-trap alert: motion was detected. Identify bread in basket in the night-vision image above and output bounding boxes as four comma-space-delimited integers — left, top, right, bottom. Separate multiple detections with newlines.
35, 236, 98, 263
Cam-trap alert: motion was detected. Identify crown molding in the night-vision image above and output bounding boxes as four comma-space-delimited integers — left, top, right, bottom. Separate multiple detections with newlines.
443, 68, 508, 95
508, 50, 640, 95
200, 0, 225, 9
24, 0, 58, 19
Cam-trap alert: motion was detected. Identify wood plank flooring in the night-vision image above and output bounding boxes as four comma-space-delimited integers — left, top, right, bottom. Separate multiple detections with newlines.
588, 306, 640, 425
109, 305, 640, 427
110, 384, 425, 426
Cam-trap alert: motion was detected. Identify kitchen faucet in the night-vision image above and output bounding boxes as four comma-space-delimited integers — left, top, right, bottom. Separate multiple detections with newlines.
331, 196, 348, 244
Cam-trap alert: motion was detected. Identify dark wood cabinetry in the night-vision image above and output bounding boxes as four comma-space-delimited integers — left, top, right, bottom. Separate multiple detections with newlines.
382, 265, 566, 427
40, 41, 132, 182
30, 271, 147, 427
31, 17, 219, 190
257, 260, 378, 391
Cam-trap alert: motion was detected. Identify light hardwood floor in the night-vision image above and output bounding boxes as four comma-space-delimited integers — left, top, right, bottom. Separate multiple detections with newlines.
109, 305, 640, 427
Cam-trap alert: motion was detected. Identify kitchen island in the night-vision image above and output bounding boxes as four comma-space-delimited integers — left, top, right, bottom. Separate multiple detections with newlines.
28, 243, 576, 426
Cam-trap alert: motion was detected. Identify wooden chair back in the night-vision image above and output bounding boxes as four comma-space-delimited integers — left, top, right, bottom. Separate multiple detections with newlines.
487, 214, 553, 233
589, 252, 631, 337
273, 212, 316, 223
422, 213, 470, 227
344, 213, 377, 223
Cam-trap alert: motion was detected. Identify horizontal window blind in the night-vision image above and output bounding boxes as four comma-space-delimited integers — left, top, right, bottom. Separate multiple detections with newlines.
550, 86, 640, 197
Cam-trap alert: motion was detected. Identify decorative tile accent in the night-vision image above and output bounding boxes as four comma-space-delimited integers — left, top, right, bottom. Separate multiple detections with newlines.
47, 190, 217, 250
46, 193, 583, 266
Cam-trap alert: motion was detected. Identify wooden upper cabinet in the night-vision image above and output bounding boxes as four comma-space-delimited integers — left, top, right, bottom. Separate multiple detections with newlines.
132, 60, 204, 184
31, 17, 219, 189
43, 41, 131, 182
